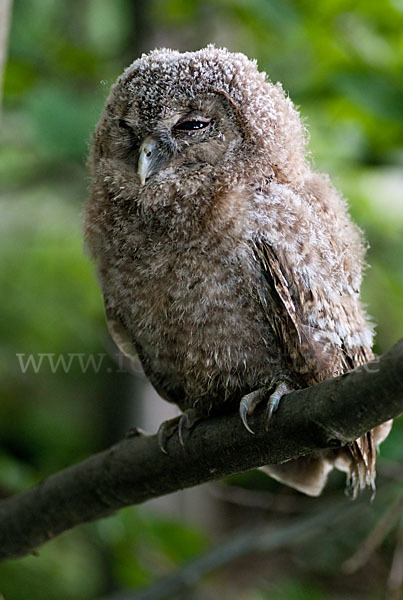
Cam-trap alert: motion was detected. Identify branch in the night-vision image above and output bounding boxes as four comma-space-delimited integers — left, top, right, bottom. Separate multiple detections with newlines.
1, 339, 402, 562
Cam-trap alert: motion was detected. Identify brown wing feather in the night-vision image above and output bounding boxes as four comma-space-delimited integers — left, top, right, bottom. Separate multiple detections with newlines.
251, 237, 385, 496
252, 238, 350, 383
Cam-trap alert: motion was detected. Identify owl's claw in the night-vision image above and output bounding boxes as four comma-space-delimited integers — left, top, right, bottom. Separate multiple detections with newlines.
240, 382, 293, 434
239, 400, 255, 434
178, 409, 201, 447
239, 388, 267, 434
157, 416, 180, 454
265, 381, 292, 432
157, 409, 201, 453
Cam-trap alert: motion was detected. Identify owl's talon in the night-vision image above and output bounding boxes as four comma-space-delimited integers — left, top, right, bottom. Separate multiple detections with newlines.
157, 410, 201, 452
178, 419, 187, 447
239, 388, 268, 434
178, 409, 201, 447
239, 399, 255, 434
265, 381, 292, 432
157, 416, 180, 454
157, 430, 169, 455
265, 402, 277, 431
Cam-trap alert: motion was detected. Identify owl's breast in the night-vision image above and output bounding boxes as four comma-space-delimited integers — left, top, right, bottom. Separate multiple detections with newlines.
107, 236, 284, 412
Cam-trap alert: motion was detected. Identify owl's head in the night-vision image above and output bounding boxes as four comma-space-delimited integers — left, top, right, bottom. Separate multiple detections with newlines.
89, 46, 308, 211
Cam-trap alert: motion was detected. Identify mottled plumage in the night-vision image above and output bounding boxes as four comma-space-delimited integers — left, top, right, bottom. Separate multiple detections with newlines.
85, 46, 391, 496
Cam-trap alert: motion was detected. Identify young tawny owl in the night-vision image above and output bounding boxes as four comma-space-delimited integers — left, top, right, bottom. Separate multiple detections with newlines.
84, 46, 391, 497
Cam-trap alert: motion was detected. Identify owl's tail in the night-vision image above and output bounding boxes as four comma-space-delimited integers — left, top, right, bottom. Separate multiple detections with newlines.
345, 432, 377, 498
261, 420, 393, 497
341, 420, 393, 498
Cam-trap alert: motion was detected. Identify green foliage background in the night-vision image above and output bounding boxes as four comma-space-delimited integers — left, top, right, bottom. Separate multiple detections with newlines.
1, 1, 402, 598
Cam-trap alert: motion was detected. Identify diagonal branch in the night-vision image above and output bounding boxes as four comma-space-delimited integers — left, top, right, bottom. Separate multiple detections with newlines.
0, 339, 402, 562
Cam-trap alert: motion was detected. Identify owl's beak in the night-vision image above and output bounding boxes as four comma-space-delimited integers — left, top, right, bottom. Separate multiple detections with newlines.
137, 136, 158, 186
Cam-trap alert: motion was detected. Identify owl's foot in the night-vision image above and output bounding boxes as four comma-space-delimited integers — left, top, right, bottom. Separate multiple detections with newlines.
178, 408, 201, 447
239, 388, 266, 434
239, 382, 293, 434
157, 416, 180, 454
157, 409, 201, 453
265, 381, 292, 431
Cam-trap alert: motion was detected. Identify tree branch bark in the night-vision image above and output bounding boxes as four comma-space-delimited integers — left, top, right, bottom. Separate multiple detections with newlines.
0, 339, 402, 562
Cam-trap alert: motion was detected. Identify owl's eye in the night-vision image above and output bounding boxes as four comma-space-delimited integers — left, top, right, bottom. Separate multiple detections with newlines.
173, 118, 211, 133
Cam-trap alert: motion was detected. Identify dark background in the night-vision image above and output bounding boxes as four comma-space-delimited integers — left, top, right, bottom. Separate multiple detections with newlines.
1, 1, 402, 598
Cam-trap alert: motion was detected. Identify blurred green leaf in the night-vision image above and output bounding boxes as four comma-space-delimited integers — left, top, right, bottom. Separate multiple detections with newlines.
0, 531, 105, 600
333, 71, 403, 120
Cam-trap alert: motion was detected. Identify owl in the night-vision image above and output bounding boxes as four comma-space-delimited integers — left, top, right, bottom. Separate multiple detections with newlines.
84, 46, 391, 497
